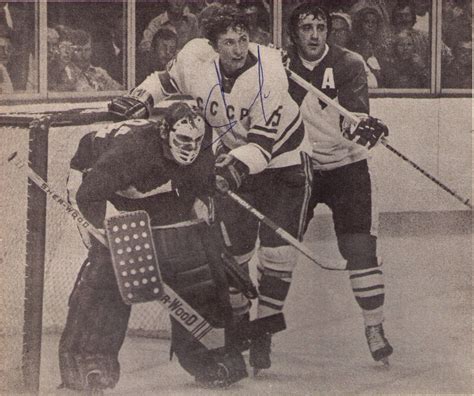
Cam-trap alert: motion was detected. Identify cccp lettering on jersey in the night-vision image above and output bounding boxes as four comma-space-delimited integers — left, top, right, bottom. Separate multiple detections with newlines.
196, 97, 250, 122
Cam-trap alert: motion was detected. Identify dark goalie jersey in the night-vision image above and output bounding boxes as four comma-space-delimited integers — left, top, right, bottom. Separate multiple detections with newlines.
68, 118, 214, 229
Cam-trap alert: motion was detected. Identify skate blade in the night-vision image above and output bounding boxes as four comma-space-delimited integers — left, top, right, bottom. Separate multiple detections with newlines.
380, 357, 390, 368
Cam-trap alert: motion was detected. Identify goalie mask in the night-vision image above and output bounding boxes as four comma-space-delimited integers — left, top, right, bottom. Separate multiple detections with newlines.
166, 102, 205, 165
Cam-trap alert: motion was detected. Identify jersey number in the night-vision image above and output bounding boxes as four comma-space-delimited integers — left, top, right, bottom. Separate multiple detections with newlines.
265, 105, 283, 127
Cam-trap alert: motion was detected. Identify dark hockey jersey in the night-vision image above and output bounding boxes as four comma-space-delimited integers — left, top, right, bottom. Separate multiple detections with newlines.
69, 117, 214, 228
288, 44, 371, 170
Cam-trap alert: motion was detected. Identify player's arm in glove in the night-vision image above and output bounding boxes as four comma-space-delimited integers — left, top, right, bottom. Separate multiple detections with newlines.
343, 115, 389, 149
108, 88, 155, 119
214, 154, 249, 194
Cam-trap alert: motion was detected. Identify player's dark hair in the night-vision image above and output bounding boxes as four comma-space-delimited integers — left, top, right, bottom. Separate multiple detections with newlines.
165, 101, 201, 127
288, 1, 332, 43
288, 2, 332, 44
200, 4, 249, 45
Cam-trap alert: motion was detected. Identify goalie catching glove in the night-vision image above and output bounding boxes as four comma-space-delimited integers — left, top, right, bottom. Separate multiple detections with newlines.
343, 115, 389, 149
214, 154, 249, 194
109, 88, 154, 119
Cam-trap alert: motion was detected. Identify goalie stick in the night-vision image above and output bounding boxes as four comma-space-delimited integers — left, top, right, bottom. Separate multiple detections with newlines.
285, 68, 472, 210
7, 151, 285, 351
226, 191, 348, 271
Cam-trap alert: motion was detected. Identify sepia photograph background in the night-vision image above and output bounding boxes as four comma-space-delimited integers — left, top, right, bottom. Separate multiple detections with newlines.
0, 0, 472, 394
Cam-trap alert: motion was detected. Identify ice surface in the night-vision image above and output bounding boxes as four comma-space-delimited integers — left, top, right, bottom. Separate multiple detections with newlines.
32, 212, 472, 395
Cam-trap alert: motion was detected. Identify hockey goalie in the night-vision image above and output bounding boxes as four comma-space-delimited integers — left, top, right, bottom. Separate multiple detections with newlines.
58, 100, 248, 391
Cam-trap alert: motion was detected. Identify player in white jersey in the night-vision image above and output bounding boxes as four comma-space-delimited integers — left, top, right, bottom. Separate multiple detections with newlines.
286, 2, 393, 364
110, 4, 312, 373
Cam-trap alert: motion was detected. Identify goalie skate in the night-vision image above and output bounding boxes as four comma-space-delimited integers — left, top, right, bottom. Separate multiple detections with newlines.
365, 323, 393, 366
105, 211, 164, 305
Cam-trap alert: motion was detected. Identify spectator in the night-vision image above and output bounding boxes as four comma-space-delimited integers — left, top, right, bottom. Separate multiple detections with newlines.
55, 24, 74, 65
48, 25, 74, 91
242, 4, 271, 45
1, 2, 35, 91
350, 6, 392, 87
56, 29, 122, 92
385, 29, 430, 88
328, 12, 353, 48
350, 0, 391, 24
391, 0, 452, 66
197, 3, 223, 37
0, 23, 13, 93
442, 34, 472, 89
442, 0, 472, 50
47, 27, 62, 90
92, 12, 125, 85
187, 0, 222, 15
150, 28, 178, 71
136, 28, 178, 84
413, 0, 430, 32
139, 0, 199, 53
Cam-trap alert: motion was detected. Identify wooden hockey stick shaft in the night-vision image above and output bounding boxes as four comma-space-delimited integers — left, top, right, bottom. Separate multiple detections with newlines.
7, 151, 225, 350
226, 191, 347, 271
286, 69, 472, 210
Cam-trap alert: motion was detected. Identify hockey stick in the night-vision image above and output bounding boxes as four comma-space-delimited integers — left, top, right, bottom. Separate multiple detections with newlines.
7, 151, 285, 350
286, 68, 473, 210
226, 191, 348, 271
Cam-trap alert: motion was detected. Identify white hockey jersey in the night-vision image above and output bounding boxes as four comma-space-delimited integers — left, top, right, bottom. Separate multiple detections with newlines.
137, 39, 310, 174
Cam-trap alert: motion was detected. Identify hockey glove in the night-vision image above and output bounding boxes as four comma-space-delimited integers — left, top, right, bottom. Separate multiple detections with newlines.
108, 88, 154, 119
215, 154, 249, 194
344, 116, 389, 149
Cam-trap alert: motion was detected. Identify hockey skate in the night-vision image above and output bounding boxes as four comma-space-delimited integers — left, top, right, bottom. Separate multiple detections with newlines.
249, 333, 272, 375
84, 370, 106, 395
56, 370, 105, 395
365, 323, 393, 366
231, 313, 251, 352
194, 350, 248, 388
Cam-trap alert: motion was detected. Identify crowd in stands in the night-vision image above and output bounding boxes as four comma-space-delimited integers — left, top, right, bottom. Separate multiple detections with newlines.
284, 0, 471, 89
135, 0, 271, 83
0, 0, 471, 94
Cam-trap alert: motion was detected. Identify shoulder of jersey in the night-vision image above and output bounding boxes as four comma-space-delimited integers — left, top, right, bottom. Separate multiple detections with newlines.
331, 45, 366, 69
248, 43, 287, 85
178, 38, 217, 65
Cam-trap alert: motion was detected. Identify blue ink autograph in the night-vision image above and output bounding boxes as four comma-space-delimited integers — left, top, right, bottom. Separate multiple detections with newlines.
202, 46, 271, 150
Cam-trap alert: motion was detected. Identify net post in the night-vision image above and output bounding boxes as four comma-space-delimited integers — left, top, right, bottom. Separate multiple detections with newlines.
21, 116, 50, 393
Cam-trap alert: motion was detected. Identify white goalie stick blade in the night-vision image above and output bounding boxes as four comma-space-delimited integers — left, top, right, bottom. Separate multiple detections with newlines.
104, 211, 165, 305
8, 152, 225, 351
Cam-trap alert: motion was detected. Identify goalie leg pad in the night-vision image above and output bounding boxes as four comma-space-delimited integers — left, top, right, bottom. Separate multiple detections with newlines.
153, 220, 243, 378
153, 220, 231, 323
58, 256, 130, 391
